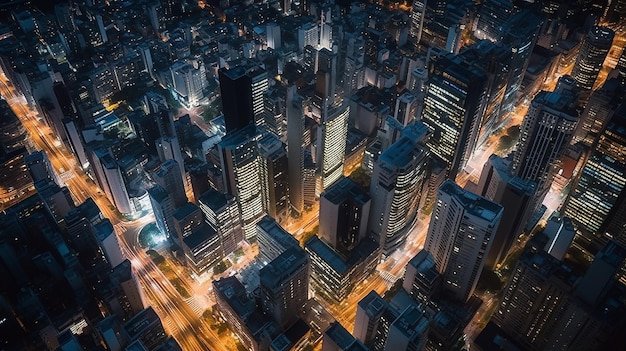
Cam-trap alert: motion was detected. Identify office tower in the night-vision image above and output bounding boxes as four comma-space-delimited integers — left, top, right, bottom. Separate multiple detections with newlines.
263, 87, 286, 140
458, 40, 513, 141
148, 185, 175, 239
219, 66, 254, 133
213, 277, 278, 351
122, 307, 167, 350
287, 87, 305, 214
385, 306, 429, 351
421, 0, 471, 52
94, 219, 124, 269
317, 103, 349, 191
150, 159, 187, 208
539, 216, 575, 261
256, 216, 299, 265
219, 125, 267, 241
571, 26, 614, 94
499, 10, 543, 113
109, 259, 146, 321
420, 54, 488, 179
319, 177, 370, 254
25, 150, 61, 185
260, 247, 309, 330
267, 22, 281, 49
353, 291, 389, 348
198, 189, 244, 257
319, 5, 333, 50
512, 90, 578, 190
573, 78, 625, 146
258, 133, 289, 224
425, 180, 503, 302
474, 0, 513, 42
219, 66, 268, 132
369, 125, 430, 255
298, 23, 319, 52
394, 91, 419, 126
89, 65, 118, 104
476, 155, 537, 269
409, 0, 426, 43
89, 148, 133, 215
402, 250, 441, 305
182, 222, 222, 275
306, 234, 379, 303
564, 107, 626, 250
170, 60, 207, 108
322, 322, 369, 351
0, 99, 28, 155
35, 181, 75, 225
317, 48, 337, 100
250, 68, 270, 126
493, 236, 626, 351
172, 202, 203, 245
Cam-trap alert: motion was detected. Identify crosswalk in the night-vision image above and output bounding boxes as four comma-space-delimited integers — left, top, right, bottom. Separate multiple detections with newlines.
185, 296, 205, 317
379, 270, 400, 288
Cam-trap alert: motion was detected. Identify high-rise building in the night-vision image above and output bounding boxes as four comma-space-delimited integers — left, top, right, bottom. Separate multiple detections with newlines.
498, 9, 543, 113
353, 290, 390, 349
150, 159, 187, 208
571, 26, 614, 94
316, 103, 349, 191
298, 22, 319, 52
219, 125, 267, 241
322, 322, 370, 351
564, 106, 626, 250
474, 0, 514, 42
384, 306, 429, 351
256, 216, 299, 265
266, 22, 281, 50
219, 66, 254, 133
317, 48, 337, 100
93, 219, 125, 269
402, 250, 441, 305
513, 90, 578, 190
287, 86, 305, 214
25, 150, 61, 186
89, 148, 133, 215
198, 189, 244, 257
109, 259, 146, 321
409, 0, 427, 43
122, 307, 167, 350
420, 54, 488, 179
425, 180, 503, 302
369, 124, 429, 255
260, 247, 309, 330
476, 154, 537, 269
572, 78, 624, 146
170, 60, 207, 108
258, 132, 289, 224
493, 236, 626, 351
250, 68, 270, 126
172, 202, 203, 245
319, 177, 370, 255
148, 185, 176, 241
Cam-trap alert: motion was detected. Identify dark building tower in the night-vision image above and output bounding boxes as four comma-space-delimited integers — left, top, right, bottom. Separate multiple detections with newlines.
319, 177, 371, 255
474, 0, 514, 42
564, 105, 626, 251
571, 26, 614, 95
572, 78, 625, 146
512, 90, 578, 191
219, 66, 254, 134
476, 155, 537, 269
260, 247, 309, 330
420, 54, 488, 179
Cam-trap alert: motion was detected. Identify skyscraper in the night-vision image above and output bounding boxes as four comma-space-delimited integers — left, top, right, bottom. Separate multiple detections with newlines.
571, 26, 614, 94
198, 189, 244, 257
409, 0, 426, 43
316, 103, 349, 191
572, 78, 624, 146
258, 132, 289, 224
474, 0, 514, 42
219, 66, 254, 133
109, 259, 146, 321
420, 54, 488, 179
219, 125, 267, 241
564, 105, 626, 250
260, 247, 309, 330
425, 180, 503, 302
369, 125, 429, 255
319, 177, 371, 255
513, 90, 578, 190
150, 159, 187, 208
287, 86, 305, 214
476, 154, 537, 269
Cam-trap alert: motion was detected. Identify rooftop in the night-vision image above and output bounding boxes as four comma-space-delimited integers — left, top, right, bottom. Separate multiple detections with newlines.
439, 180, 503, 222
260, 247, 308, 289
